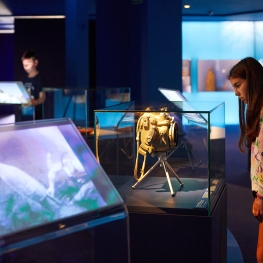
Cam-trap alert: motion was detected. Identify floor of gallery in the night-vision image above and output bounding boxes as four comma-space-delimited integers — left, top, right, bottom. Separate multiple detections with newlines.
227, 228, 244, 263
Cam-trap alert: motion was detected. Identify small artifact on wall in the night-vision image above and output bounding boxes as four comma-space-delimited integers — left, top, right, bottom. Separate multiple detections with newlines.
205, 68, 216, 91
198, 60, 240, 91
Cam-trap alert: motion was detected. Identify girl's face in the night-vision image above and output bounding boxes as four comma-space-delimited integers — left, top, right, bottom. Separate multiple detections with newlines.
229, 77, 248, 104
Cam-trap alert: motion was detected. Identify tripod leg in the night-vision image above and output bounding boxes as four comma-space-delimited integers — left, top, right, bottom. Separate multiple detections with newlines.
132, 159, 161, 188
165, 161, 184, 186
161, 160, 175, 196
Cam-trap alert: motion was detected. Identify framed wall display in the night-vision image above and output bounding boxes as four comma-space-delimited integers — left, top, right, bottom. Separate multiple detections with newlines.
182, 60, 191, 92
198, 60, 239, 91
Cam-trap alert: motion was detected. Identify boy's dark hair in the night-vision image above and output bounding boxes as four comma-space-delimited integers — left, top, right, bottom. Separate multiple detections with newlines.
21, 50, 38, 61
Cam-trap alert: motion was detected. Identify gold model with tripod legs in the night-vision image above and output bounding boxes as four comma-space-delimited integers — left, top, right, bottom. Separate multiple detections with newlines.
133, 108, 183, 196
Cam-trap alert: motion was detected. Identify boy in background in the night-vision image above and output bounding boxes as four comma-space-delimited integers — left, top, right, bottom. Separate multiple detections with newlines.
21, 50, 45, 120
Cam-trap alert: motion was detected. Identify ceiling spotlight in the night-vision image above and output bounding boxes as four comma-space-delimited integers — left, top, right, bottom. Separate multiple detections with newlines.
184, 5, 190, 9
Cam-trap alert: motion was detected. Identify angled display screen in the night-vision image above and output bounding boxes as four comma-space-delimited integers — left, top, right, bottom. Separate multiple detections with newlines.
0, 81, 30, 104
158, 87, 207, 125
0, 118, 124, 249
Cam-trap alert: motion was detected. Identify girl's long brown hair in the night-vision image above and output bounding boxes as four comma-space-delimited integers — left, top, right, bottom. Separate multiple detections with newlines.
228, 57, 263, 153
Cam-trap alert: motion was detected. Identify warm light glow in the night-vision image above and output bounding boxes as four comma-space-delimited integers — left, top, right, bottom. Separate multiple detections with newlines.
15, 15, 65, 19
0, 1, 11, 15
0, 29, 14, 33
184, 5, 190, 9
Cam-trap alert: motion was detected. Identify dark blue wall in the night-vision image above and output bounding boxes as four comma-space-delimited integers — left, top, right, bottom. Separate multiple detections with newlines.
14, 18, 65, 87
0, 34, 14, 81
96, 0, 182, 103
96, 0, 131, 87
1, 1, 183, 105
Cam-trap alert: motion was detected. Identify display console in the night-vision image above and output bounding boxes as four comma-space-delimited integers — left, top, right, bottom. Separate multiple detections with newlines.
0, 81, 30, 104
0, 118, 127, 254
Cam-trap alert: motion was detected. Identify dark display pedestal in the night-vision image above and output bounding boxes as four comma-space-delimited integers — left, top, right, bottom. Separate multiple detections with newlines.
117, 176, 227, 263
1, 217, 129, 263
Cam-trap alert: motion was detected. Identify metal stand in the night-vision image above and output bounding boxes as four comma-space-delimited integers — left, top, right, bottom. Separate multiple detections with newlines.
132, 150, 184, 197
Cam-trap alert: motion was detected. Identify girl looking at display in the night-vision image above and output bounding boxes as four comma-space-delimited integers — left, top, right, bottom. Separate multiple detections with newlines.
228, 57, 263, 263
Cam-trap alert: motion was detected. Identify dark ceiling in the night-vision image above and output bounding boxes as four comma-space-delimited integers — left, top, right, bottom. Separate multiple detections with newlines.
0, 0, 263, 20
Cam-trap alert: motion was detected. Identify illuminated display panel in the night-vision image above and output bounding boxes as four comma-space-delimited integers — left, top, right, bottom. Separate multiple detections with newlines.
0, 81, 30, 104
0, 118, 124, 248
158, 87, 207, 124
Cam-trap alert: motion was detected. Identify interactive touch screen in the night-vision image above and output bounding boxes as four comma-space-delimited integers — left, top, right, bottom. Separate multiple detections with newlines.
0, 119, 123, 240
158, 87, 207, 124
0, 81, 30, 104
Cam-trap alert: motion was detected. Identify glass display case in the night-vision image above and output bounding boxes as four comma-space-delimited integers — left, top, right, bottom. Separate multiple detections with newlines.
94, 100, 225, 216
0, 118, 130, 262
42, 87, 130, 128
